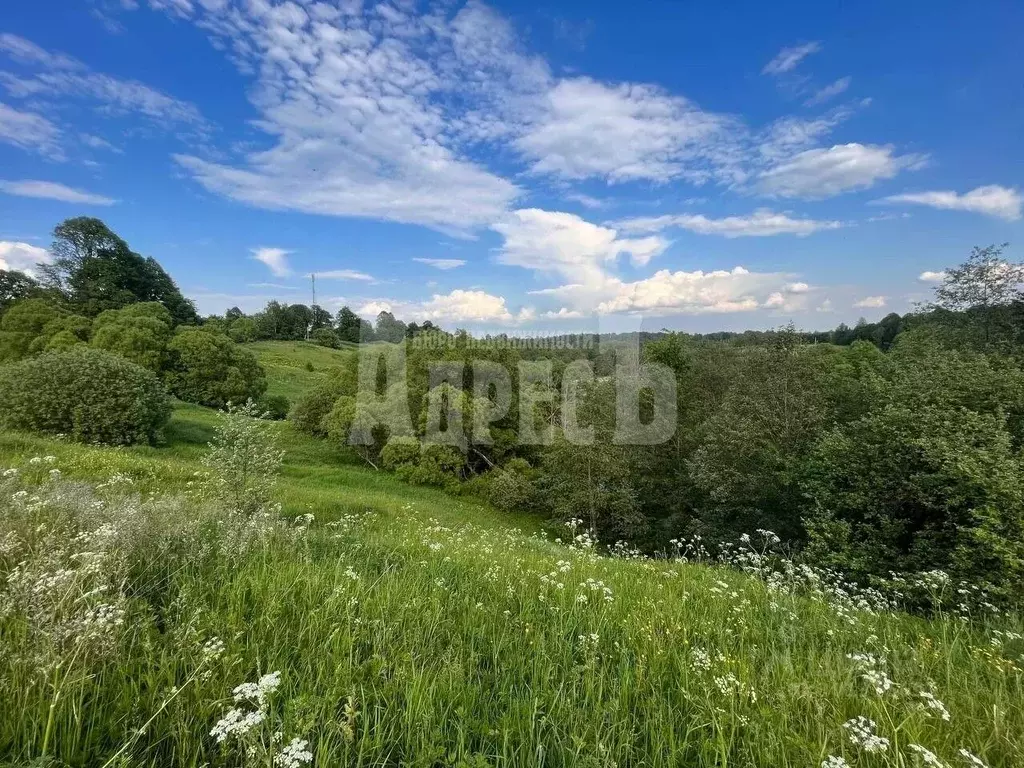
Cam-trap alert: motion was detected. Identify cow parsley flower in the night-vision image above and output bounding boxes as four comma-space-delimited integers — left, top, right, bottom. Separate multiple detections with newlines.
909, 743, 947, 767
843, 716, 889, 753
822, 757, 850, 768
958, 748, 989, 768
274, 737, 313, 767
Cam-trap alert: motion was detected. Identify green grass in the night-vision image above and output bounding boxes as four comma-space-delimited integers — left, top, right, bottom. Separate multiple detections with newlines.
0, 347, 1022, 767
245, 340, 356, 401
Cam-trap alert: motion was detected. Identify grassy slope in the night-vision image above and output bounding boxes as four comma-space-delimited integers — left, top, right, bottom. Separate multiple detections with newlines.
0, 343, 1022, 767
245, 340, 356, 401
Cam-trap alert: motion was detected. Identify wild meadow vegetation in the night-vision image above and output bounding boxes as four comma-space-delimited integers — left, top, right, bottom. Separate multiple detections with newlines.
1, 219, 1023, 766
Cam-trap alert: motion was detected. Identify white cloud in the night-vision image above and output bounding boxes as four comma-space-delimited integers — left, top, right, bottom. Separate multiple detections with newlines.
541, 307, 586, 320
317, 269, 376, 282
0, 33, 83, 70
918, 270, 947, 283
564, 192, 606, 209
762, 42, 821, 75
0, 240, 51, 275
154, 0, 521, 232
617, 209, 842, 238
413, 258, 466, 270
515, 77, 738, 184
853, 295, 887, 308
805, 76, 851, 106
356, 288, 533, 326
816, 299, 834, 312
80, 133, 122, 153
252, 247, 291, 277
493, 208, 668, 284
758, 143, 927, 199
0, 35, 204, 126
0, 179, 115, 205
593, 266, 801, 315
0, 101, 62, 158
880, 185, 1022, 221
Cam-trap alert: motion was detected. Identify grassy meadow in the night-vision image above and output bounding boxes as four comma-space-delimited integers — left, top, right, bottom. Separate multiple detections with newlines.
0, 343, 1021, 767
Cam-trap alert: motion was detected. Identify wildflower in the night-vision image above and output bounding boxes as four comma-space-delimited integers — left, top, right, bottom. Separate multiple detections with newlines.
958, 748, 989, 768
919, 690, 951, 721
274, 737, 313, 767
233, 671, 282, 707
210, 707, 266, 743
202, 637, 226, 663
909, 744, 947, 767
843, 716, 889, 753
822, 757, 850, 768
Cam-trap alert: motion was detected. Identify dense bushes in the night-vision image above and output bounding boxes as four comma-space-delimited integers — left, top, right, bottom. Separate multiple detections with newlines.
165, 328, 267, 409
0, 347, 171, 444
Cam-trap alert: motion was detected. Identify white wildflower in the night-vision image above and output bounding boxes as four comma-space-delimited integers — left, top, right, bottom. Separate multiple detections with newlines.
274, 737, 313, 767
843, 716, 889, 754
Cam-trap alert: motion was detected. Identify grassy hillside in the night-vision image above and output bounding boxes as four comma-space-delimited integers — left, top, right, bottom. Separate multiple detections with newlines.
0, 344, 1021, 767
246, 340, 356, 401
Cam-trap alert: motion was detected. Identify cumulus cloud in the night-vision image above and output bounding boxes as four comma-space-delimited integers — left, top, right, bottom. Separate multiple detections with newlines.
413, 258, 466, 270
918, 271, 947, 283
880, 185, 1022, 221
0, 240, 51, 275
592, 267, 805, 316
0, 179, 115, 205
853, 295, 887, 308
762, 42, 821, 75
252, 247, 291, 277
493, 208, 668, 284
357, 288, 533, 326
758, 143, 927, 199
616, 209, 842, 238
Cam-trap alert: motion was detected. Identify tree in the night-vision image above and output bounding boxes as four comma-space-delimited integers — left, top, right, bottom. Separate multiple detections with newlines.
165, 328, 267, 408
929, 243, 1023, 350
336, 306, 364, 343
374, 311, 407, 343
0, 298, 68, 362
90, 302, 174, 371
38, 217, 197, 324
0, 270, 42, 315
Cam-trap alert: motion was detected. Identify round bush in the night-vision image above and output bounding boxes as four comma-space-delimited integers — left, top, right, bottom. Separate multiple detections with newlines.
0, 347, 172, 445
165, 328, 267, 409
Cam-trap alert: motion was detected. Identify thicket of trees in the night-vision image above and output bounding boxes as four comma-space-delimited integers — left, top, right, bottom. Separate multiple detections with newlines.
0, 218, 268, 416
290, 244, 1024, 601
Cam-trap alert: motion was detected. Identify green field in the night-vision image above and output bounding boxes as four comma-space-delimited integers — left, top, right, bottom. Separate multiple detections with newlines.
0, 343, 1021, 767
244, 340, 356, 401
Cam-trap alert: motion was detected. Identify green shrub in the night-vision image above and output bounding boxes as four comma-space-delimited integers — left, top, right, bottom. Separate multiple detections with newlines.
395, 443, 466, 490
381, 436, 421, 469
289, 366, 357, 435
90, 302, 173, 371
165, 327, 267, 409
0, 298, 68, 362
257, 394, 291, 420
0, 347, 171, 445
311, 328, 340, 348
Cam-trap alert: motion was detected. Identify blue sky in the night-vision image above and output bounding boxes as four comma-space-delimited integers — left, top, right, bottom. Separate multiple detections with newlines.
0, 0, 1021, 334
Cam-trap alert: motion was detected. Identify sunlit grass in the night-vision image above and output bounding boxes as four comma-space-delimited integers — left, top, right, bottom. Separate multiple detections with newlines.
0, 399, 1021, 767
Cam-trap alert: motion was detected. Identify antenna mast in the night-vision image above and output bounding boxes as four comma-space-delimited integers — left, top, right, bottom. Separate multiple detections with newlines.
307, 272, 316, 340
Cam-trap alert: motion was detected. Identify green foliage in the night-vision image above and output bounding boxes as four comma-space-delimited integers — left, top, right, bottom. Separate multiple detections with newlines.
257, 393, 291, 421
165, 327, 267, 408
39, 217, 197, 324
394, 442, 466, 490
90, 301, 174, 371
311, 327, 340, 348
0, 269, 43, 315
201, 400, 284, 517
227, 315, 258, 343
0, 298, 70, 362
289, 368, 357, 436
335, 305, 364, 343
380, 435, 422, 469
0, 347, 171, 445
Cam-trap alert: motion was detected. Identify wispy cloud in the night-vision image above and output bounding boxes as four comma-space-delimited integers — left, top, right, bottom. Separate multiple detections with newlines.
880, 185, 1022, 221
316, 269, 376, 282
758, 143, 927, 199
413, 258, 466, 270
0, 179, 115, 205
805, 76, 851, 106
853, 295, 887, 308
0, 101, 63, 159
617, 209, 842, 238
762, 42, 822, 75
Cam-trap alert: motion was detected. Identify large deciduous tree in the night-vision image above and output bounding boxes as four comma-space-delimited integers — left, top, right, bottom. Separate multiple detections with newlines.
38, 217, 198, 325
